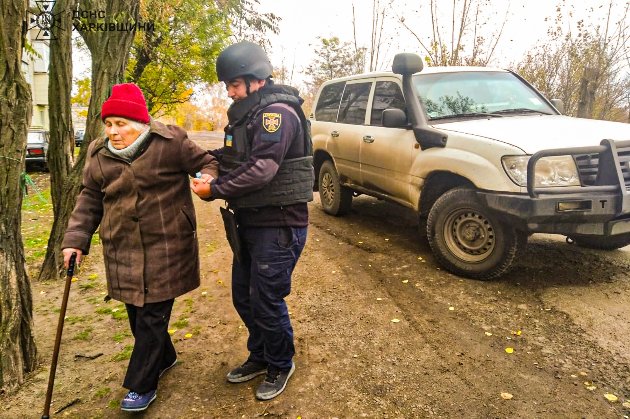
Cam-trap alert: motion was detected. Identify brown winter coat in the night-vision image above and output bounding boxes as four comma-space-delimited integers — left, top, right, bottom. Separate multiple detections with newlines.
62, 120, 218, 307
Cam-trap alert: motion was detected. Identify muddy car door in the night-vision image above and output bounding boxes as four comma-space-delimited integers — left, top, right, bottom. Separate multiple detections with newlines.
316, 79, 372, 186
359, 78, 417, 205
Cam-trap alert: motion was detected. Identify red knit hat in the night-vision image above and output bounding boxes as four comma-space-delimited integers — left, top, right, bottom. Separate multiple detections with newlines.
101, 83, 150, 123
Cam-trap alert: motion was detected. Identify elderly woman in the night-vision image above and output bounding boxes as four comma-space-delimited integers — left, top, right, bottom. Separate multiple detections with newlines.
62, 83, 218, 412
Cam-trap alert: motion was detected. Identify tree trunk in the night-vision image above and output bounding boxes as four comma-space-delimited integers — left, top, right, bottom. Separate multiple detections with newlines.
38, 0, 139, 280
38, 0, 77, 281
0, 0, 38, 392
577, 67, 598, 119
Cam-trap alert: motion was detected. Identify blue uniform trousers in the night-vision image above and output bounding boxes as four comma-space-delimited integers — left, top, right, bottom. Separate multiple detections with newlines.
232, 226, 307, 370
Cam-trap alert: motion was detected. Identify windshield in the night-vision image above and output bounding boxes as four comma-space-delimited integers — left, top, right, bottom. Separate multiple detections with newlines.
412, 71, 556, 120
27, 131, 46, 144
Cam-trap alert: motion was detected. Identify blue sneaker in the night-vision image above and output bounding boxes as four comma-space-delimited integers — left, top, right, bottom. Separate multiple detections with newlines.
120, 389, 157, 412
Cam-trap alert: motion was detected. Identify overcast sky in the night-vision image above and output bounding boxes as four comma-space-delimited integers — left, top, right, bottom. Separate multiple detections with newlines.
259, 0, 627, 85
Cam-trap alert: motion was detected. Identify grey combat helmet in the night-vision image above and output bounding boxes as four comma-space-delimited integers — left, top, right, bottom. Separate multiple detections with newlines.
216, 41, 273, 82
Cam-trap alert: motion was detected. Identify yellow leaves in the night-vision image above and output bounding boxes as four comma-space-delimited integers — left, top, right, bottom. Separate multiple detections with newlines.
201, 291, 208, 296
391, 318, 401, 323
622, 401, 630, 408
505, 347, 514, 354
511, 330, 522, 336
71, 276, 79, 282
402, 279, 409, 284
168, 329, 177, 335
88, 273, 99, 280
603, 393, 618, 402
484, 332, 493, 336
184, 333, 193, 339
500, 392, 513, 400
448, 306, 455, 311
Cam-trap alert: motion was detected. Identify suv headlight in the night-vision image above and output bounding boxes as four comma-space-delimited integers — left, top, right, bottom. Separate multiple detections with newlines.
502, 155, 580, 187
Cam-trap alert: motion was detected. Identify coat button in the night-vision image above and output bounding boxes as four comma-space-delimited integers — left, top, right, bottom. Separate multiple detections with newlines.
132, 216, 139, 222
144, 287, 149, 294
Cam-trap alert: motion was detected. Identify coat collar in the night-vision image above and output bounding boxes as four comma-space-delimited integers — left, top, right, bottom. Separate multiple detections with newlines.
90, 118, 173, 157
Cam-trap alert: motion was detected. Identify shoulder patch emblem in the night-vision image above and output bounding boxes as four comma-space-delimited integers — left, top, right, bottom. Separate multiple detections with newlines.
262, 113, 282, 133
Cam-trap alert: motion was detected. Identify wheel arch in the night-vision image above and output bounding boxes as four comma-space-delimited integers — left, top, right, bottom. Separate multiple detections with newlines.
313, 150, 334, 192
419, 171, 475, 217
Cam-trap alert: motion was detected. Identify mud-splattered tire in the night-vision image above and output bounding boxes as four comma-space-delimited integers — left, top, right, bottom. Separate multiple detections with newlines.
568, 233, 630, 250
427, 188, 526, 280
318, 160, 352, 216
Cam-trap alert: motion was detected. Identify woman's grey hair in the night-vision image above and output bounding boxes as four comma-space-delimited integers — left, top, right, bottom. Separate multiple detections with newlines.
102, 117, 149, 132
126, 119, 150, 132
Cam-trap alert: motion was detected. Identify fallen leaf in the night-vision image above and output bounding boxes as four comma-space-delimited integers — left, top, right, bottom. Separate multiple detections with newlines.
586, 386, 596, 391
449, 306, 455, 311
622, 401, 630, 408
168, 329, 177, 335
505, 347, 514, 354
71, 277, 78, 282
201, 291, 208, 296
500, 392, 513, 400
485, 332, 493, 336
417, 256, 423, 260
184, 333, 193, 339
376, 298, 383, 301
391, 318, 400, 323
88, 273, 98, 280
603, 393, 618, 402
358, 241, 363, 244
511, 330, 522, 336
384, 238, 389, 241
402, 280, 409, 284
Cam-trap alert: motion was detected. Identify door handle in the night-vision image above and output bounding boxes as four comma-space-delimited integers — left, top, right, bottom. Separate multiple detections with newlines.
331, 130, 340, 138
363, 135, 374, 143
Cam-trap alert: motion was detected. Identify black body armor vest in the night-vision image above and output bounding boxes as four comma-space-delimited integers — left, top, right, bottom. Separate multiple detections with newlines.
221, 85, 314, 209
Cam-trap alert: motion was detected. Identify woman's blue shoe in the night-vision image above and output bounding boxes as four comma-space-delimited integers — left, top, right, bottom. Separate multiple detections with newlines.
120, 389, 157, 412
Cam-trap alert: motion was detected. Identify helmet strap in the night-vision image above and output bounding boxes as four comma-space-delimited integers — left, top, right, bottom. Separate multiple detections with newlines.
245, 78, 251, 96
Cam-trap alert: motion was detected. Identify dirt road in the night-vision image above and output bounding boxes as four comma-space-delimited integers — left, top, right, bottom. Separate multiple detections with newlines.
3, 132, 629, 418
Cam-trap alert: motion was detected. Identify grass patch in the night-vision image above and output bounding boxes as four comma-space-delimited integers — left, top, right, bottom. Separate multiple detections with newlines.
111, 345, 134, 361
72, 327, 93, 341
172, 318, 189, 329
112, 330, 132, 343
78, 281, 96, 291
94, 387, 111, 398
95, 304, 128, 320
65, 315, 88, 325
107, 399, 119, 409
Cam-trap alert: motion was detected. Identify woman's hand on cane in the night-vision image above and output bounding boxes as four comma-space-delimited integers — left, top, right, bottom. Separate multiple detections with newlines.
62, 248, 83, 268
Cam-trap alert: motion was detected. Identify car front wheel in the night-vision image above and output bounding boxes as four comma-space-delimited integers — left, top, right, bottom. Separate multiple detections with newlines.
427, 187, 525, 280
318, 160, 352, 216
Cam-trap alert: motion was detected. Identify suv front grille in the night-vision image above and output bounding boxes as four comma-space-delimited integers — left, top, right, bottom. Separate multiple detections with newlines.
574, 141, 630, 188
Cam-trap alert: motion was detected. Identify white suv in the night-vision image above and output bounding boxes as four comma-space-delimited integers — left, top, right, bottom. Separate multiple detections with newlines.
311, 53, 630, 279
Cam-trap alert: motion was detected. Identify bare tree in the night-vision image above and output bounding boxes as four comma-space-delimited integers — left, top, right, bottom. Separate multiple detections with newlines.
0, 0, 38, 392
399, 0, 508, 66
517, 0, 629, 121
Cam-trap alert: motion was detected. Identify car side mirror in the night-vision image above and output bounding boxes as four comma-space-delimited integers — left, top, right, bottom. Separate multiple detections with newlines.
382, 108, 408, 128
550, 99, 564, 114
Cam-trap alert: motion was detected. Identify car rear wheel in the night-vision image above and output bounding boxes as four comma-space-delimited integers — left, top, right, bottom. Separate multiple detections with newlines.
318, 160, 352, 216
427, 187, 526, 280
568, 233, 630, 250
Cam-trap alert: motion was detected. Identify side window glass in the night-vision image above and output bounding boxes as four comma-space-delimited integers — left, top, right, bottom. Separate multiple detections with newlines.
338, 82, 372, 125
314, 82, 345, 122
371, 81, 406, 126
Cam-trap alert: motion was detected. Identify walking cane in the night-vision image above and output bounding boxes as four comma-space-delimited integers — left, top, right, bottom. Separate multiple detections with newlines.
41, 252, 77, 419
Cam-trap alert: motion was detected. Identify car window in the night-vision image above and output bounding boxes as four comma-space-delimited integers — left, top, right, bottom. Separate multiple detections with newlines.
315, 82, 345, 122
27, 132, 45, 144
338, 82, 372, 125
370, 81, 406, 126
